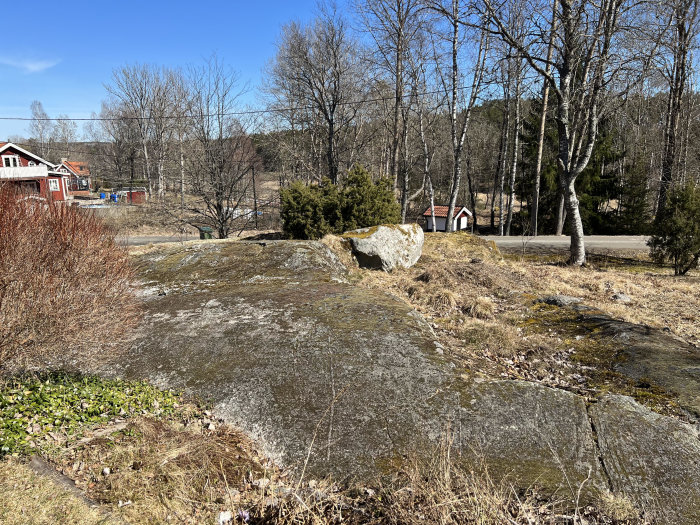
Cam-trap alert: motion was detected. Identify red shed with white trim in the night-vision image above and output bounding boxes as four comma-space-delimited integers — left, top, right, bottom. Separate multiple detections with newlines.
422, 205, 472, 232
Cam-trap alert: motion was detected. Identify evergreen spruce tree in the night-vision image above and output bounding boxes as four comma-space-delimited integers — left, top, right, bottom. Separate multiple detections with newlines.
648, 183, 700, 275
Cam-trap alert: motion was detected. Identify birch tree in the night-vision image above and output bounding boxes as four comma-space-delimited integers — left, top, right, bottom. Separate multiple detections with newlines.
28, 101, 54, 160
357, 0, 423, 190
483, 0, 635, 265
428, 0, 489, 232
267, 5, 363, 184
530, 0, 558, 235
656, 0, 700, 221
106, 65, 179, 198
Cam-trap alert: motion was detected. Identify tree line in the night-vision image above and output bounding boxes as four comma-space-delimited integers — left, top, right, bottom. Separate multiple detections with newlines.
22, 0, 700, 264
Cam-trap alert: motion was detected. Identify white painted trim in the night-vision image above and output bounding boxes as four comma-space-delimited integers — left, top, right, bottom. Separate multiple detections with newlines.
0, 165, 49, 179
1, 154, 21, 168
58, 162, 79, 177
423, 205, 473, 219
0, 143, 56, 168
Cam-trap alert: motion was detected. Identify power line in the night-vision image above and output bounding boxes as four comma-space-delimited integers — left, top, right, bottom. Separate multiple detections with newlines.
0, 86, 466, 123
12, 141, 363, 169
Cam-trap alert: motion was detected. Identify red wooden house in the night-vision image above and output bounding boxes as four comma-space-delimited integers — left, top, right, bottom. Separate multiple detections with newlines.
56, 159, 92, 197
0, 142, 69, 201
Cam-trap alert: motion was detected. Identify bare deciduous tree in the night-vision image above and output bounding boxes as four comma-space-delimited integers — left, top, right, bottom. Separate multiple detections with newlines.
530, 0, 558, 235
28, 101, 54, 160
357, 0, 423, 190
428, 0, 490, 232
106, 65, 180, 198
187, 59, 258, 239
268, 5, 363, 184
657, 0, 700, 220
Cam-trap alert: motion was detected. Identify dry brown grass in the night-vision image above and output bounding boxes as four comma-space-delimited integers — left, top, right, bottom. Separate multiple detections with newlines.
428, 288, 460, 313
101, 197, 197, 237
5, 405, 649, 525
598, 492, 642, 522
519, 260, 700, 345
321, 234, 358, 272
325, 231, 699, 400
464, 296, 496, 319
0, 458, 116, 525
376, 441, 542, 524
55, 417, 277, 524
250, 436, 648, 525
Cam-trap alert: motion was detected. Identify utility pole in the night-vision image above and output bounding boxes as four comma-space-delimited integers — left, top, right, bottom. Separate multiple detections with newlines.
252, 166, 259, 229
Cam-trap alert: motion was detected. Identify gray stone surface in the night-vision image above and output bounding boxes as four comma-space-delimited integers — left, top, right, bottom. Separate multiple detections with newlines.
43, 239, 700, 519
121, 240, 451, 481
107, 240, 603, 497
581, 312, 700, 418
457, 380, 608, 502
343, 224, 423, 271
591, 395, 700, 524
611, 292, 632, 303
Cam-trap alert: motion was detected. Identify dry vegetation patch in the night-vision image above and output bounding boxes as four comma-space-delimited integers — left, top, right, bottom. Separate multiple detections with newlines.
0, 458, 116, 525
327, 232, 699, 409
519, 259, 700, 346
1, 371, 649, 524
56, 417, 279, 524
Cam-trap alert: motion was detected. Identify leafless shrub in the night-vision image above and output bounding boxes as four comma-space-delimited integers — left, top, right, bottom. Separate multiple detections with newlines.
0, 187, 138, 368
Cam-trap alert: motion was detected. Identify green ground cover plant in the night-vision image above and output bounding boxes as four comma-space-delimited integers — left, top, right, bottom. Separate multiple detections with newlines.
0, 372, 180, 456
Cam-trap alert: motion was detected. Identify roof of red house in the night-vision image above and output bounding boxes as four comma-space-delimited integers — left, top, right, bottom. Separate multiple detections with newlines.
422, 205, 472, 218
62, 160, 90, 176
0, 142, 55, 167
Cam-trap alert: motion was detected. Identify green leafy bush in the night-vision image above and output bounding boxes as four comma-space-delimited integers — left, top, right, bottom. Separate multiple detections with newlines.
0, 372, 180, 455
648, 183, 700, 275
280, 165, 401, 239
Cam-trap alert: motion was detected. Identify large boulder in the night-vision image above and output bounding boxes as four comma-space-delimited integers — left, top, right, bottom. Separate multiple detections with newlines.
80, 240, 600, 495
342, 223, 423, 271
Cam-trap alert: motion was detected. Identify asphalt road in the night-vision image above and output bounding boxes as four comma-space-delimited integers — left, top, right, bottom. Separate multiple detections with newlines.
482, 234, 649, 252
120, 233, 650, 253
117, 234, 197, 246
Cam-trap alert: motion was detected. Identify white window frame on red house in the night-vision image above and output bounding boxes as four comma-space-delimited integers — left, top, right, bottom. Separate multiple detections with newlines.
48, 179, 60, 192
2, 155, 20, 167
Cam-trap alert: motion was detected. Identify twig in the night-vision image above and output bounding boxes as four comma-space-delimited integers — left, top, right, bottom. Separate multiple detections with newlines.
295, 383, 349, 492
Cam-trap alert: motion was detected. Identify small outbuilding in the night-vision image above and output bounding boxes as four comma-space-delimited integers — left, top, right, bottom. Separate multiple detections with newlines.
117, 187, 148, 205
422, 205, 472, 232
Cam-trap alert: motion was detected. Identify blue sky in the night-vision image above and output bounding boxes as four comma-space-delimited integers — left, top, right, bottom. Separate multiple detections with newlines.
0, 0, 323, 139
